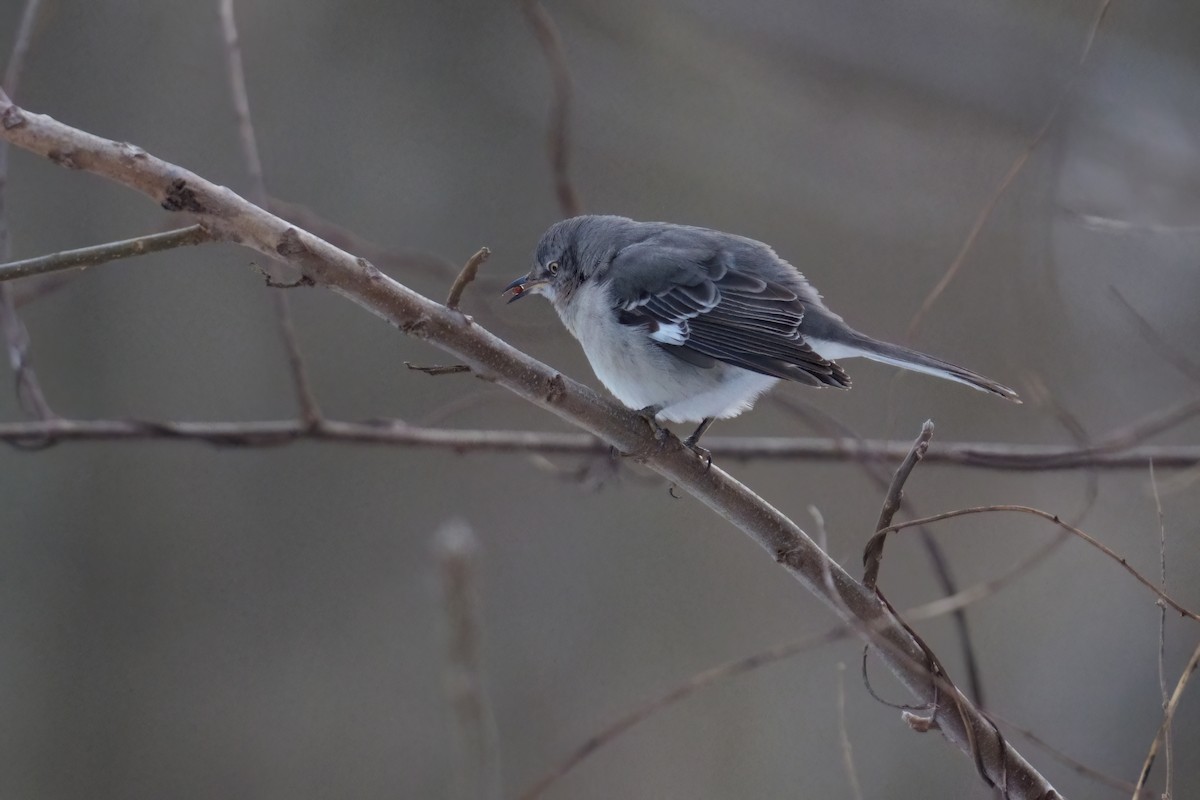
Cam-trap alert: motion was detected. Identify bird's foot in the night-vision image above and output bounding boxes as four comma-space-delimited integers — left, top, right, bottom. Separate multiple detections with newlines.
637, 404, 664, 422
610, 405, 669, 461
682, 435, 713, 472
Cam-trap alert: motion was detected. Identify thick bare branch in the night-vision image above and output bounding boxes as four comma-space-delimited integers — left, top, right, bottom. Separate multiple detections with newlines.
0, 91, 1068, 798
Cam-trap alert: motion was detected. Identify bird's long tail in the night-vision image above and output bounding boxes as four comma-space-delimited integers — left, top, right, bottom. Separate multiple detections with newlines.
810, 331, 1021, 403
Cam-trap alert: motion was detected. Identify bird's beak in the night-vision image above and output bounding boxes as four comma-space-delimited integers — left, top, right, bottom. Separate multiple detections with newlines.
503, 273, 546, 303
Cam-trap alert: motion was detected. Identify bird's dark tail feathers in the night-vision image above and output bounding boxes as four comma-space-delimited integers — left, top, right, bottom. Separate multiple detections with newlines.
814, 331, 1021, 403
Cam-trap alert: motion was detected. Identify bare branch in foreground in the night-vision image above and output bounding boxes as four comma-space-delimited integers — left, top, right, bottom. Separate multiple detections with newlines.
517, 0, 583, 218
0, 225, 214, 283
435, 521, 502, 800
906, 0, 1114, 338
446, 246, 491, 310
872, 505, 1200, 621
0, 90, 1073, 799
217, 0, 321, 427
0, 0, 54, 421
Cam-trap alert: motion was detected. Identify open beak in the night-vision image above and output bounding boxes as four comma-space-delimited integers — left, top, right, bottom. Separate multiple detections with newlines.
503, 274, 545, 303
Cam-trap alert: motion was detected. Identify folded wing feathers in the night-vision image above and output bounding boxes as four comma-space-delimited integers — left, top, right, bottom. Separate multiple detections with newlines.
628, 271, 849, 388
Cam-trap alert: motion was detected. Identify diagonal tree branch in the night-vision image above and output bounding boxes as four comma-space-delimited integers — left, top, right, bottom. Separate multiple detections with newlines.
0, 90, 1066, 798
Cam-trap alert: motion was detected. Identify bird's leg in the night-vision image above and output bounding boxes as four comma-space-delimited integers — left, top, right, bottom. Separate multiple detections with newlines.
610, 405, 668, 459
683, 417, 715, 469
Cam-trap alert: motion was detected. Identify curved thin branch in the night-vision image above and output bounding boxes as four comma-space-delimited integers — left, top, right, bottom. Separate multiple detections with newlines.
0, 91, 1063, 798
872, 505, 1200, 622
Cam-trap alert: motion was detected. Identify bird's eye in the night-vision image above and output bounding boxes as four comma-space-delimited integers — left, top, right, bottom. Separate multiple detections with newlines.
548, 261, 560, 275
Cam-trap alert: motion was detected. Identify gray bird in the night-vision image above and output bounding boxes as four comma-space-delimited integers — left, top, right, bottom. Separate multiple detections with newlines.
504, 215, 1019, 451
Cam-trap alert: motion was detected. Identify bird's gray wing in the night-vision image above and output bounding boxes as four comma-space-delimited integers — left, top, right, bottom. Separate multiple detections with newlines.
609, 239, 850, 388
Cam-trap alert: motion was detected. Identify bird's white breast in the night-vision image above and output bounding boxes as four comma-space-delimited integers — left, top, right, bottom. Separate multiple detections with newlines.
554, 282, 777, 422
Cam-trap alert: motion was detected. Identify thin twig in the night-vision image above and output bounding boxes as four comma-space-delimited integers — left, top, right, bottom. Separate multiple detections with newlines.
813, 498, 995, 794
836, 663, 864, 800
0, 416, 1198, 469
217, 0, 321, 426
903, 534, 1066, 623
521, 537, 1113, 800
872, 505, 1200, 621
405, 362, 471, 376
517, 0, 582, 217
0, 0, 54, 420
0, 225, 214, 282
1110, 287, 1200, 385
435, 521, 502, 800
10, 271, 76, 307
1023, 372, 1101, 527
1150, 460, 1172, 798
1133, 638, 1200, 797
991, 712, 1151, 798
517, 626, 854, 799
2, 0, 42, 95
1072, 212, 1200, 237
906, 0, 1114, 338
267, 196, 464, 279
446, 246, 490, 310
776, 396, 989, 707
864, 420, 934, 589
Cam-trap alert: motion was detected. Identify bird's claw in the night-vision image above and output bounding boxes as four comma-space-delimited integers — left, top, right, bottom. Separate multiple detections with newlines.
683, 436, 713, 471
611, 406, 670, 461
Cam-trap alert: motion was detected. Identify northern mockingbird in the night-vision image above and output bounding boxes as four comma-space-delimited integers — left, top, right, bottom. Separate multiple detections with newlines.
504, 215, 1019, 452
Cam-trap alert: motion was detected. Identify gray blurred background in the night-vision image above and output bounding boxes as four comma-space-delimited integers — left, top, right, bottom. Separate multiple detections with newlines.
1, 0, 1198, 797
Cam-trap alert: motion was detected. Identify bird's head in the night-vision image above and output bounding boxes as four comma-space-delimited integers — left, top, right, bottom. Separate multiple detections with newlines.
503, 215, 634, 305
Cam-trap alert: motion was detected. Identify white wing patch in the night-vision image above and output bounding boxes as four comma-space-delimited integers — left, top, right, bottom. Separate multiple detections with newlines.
649, 322, 688, 345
